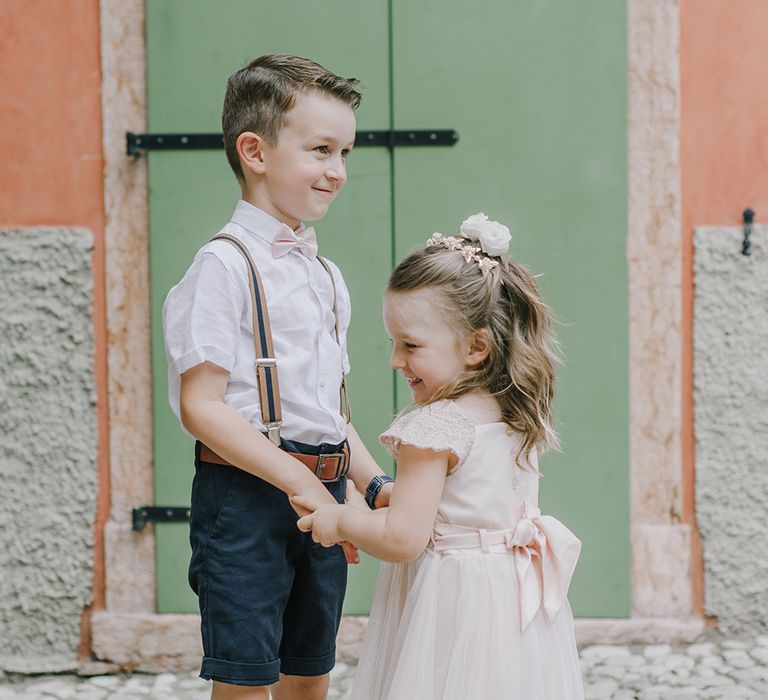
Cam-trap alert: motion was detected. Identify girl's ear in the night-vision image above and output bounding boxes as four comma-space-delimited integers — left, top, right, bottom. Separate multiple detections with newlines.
236, 131, 268, 176
464, 329, 491, 367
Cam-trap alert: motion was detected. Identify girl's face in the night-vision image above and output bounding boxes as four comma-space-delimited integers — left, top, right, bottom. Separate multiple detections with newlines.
383, 289, 472, 404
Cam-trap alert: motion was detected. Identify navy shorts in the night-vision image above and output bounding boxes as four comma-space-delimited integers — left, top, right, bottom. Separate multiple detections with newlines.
188, 438, 348, 687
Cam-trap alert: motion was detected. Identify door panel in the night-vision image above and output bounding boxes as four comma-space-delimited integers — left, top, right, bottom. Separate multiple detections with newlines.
147, 1, 392, 614
391, 0, 629, 616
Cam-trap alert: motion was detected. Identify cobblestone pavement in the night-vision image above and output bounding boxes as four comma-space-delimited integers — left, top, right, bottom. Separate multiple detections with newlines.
1, 635, 767, 699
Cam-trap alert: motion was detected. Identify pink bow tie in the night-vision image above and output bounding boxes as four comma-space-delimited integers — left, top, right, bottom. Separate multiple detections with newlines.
272, 224, 318, 259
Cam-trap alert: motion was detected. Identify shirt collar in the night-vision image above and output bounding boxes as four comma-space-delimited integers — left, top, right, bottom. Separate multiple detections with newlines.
230, 200, 301, 245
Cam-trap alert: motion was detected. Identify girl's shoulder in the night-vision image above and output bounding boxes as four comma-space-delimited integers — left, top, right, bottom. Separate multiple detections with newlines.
385, 399, 476, 432
379, 400, 476, 464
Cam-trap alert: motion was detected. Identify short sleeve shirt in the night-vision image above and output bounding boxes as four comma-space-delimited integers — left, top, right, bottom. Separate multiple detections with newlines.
162, 200, 351, 445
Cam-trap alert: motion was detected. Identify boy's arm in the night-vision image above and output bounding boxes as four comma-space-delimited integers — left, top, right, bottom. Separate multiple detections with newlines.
180, 361, 345, 513
346, 423, 394, 508
296, 444, 448, 562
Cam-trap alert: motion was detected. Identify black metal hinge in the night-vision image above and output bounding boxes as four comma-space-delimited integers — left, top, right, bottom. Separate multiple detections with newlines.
132, 506, 190, 531
126, 130, 459, 156
742, 207, 755, 256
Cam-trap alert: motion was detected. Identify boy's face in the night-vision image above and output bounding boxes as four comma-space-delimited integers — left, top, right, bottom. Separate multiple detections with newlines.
251, 91, 356, 229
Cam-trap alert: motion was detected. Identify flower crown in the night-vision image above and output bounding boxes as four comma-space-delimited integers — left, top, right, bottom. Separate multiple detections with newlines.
425, 213, 512, 276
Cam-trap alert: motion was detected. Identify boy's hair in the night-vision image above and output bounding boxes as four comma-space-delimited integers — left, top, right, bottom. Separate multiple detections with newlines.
222, 54, 362, 181
388, 244, 560, 468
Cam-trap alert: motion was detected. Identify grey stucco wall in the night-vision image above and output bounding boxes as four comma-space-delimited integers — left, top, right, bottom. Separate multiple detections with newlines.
0, 228, 97, 672
694, 225, 768, 635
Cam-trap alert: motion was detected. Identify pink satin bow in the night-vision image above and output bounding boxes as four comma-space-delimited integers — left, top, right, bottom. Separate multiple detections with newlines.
272, 224, 318, 259
503, 504, 581, 631
431, 504, 581, 632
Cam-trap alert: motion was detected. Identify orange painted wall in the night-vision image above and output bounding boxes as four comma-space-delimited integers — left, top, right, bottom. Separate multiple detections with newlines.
0, 1, 105, 226
0, 0, 108, 654
681, 0, 768, 229
680, 0, 768, 618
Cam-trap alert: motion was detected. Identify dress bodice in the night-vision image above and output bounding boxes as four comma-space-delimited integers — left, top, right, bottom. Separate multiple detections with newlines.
436, 422, 540, 530
380, 400, 541, 530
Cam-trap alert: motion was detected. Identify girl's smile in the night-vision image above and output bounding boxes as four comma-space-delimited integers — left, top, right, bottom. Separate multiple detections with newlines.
383, 289, 472, 403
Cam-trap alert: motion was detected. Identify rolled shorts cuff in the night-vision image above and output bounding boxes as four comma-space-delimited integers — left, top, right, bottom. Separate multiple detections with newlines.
279, 647, 336, 677
200, 656, 279, 687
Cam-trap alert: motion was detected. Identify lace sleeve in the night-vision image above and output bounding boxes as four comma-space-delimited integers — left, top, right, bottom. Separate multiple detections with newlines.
379, 400, 475, 466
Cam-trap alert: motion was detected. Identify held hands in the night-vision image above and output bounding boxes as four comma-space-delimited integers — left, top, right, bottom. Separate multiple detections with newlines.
293, 480, 369, 551
296, 502, 345, 547
289, 479, 360, 564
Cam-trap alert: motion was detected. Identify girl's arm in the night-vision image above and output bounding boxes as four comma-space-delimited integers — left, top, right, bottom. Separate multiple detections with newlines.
346, 423, 394, 508
296, 444, 450, 562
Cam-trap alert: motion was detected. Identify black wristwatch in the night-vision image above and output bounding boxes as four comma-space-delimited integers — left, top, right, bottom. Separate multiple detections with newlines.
365, 474, 394, 510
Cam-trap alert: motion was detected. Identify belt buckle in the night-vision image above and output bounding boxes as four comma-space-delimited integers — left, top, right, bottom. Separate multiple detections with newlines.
316, 451, 347, 483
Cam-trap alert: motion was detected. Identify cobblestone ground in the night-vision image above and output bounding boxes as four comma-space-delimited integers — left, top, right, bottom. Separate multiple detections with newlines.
1, 634, 767, 699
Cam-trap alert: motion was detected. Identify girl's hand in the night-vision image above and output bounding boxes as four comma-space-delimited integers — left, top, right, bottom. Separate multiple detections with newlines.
292, 494, 360, 563
296, 504, 345, 547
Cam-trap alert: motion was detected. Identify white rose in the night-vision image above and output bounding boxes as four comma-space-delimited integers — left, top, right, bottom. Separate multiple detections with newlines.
460, 213, 511, 256
476, 220, 511, 256
459, 212, 490, 239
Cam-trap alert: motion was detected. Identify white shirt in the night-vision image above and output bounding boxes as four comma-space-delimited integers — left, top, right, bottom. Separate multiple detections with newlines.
163, 200, 351, 445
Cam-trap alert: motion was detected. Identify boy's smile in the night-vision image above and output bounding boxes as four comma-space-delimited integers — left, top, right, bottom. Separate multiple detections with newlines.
243, 90, 357, 230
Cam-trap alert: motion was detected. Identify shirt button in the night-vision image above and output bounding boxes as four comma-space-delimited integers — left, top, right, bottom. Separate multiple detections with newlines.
319, 373, 326, 388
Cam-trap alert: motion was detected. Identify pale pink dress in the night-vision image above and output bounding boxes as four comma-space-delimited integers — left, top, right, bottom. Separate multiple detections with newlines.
349, 400, 584, 700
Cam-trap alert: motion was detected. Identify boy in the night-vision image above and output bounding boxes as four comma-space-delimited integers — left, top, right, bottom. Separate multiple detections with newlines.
163, 55, 393, 700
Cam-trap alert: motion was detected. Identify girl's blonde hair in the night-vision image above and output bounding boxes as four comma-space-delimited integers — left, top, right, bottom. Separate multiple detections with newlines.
388, 244, 560, 467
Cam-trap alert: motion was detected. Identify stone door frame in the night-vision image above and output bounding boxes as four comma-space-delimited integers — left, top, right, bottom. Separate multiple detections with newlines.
92, 0, 704, 670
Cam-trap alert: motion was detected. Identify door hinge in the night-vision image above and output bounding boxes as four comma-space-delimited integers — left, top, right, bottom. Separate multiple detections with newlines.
132, 506, 190, 531
126, 130, 459, 156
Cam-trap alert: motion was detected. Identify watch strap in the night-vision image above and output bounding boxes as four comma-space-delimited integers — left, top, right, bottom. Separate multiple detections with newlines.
365, 474, 394, 510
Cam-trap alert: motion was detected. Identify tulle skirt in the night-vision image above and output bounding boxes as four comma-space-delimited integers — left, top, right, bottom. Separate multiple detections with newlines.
349, 550, 585, 700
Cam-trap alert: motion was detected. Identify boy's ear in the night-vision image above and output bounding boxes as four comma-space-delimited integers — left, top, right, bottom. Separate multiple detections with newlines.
464, 329, 492, 367
236, 132, 268, 176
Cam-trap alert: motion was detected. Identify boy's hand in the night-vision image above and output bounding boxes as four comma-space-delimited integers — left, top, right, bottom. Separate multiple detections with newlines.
341, 541, 360, 564
288, 476, 343, 518
296, 503, 345, 547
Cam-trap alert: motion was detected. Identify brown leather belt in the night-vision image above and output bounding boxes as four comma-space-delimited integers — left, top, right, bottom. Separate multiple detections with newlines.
198, 443, 349, 483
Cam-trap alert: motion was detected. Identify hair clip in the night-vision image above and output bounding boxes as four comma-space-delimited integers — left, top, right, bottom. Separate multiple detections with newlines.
426, 232, 500, 276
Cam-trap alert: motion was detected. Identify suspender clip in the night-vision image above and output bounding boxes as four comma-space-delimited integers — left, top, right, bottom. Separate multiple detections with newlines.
265, 421, 282, 446
255, 358, 277, 367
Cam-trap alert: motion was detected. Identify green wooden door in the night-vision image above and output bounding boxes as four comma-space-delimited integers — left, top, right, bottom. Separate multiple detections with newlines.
147, 1, 628, 617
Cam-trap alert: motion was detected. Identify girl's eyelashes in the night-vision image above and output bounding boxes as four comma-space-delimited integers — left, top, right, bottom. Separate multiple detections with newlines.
313, 145, 329, 154
386, 337, 418, 350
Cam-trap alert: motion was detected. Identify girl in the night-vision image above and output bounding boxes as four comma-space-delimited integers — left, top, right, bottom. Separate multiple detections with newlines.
295, 214, 584, 699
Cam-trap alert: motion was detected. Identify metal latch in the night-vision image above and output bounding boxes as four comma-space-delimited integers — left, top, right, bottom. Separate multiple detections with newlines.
132, 506, 191, 531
